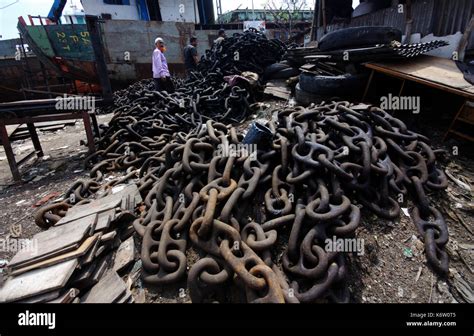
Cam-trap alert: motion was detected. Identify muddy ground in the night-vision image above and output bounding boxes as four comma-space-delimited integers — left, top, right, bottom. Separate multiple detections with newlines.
0, 108, 472, 304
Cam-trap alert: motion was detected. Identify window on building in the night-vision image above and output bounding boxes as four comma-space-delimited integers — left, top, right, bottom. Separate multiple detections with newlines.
103, 0, 130, 5
146, 0, 162, 21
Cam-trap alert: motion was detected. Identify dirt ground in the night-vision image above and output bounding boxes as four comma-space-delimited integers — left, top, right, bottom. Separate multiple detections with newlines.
0, 108, 472, 303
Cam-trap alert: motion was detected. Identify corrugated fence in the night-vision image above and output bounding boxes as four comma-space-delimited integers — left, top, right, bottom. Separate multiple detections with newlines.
318, 0, 473, 39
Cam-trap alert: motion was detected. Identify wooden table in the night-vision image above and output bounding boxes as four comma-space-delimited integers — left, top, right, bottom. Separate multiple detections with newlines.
0, 99, 100, 181
362, 56, 474, 141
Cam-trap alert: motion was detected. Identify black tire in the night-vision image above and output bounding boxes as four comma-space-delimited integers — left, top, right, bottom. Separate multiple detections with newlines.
264, 63, 291, 78
270, 67, 300, 80
295, 83, 323, 106
299, 72, 368, 96
318, 27, 402, 51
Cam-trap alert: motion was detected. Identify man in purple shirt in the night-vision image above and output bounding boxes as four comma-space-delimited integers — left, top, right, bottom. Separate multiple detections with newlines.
152, 37, 174, 93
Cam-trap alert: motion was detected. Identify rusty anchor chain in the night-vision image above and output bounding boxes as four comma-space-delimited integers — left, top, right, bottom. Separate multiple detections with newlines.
33, 32, 450, 301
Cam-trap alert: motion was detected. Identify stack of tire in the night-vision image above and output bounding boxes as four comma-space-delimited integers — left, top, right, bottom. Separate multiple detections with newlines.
263, 61, 300, 81
296, 27, 402, 106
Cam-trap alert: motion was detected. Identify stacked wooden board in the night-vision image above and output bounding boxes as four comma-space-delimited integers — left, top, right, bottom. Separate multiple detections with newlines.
264, 80, 292, 100
0, 184, 141, 303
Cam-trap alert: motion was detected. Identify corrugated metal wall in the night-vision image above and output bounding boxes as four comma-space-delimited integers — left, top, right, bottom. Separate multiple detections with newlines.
319, 0, 473, 39
432, 0, 473, 36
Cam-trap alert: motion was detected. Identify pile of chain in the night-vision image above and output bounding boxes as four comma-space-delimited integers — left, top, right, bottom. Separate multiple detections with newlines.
34, 29, 450, 303
196, 28, 287, 77
105, 31, 286, 124
35, 99, 448, 303
107, 78, 254, 125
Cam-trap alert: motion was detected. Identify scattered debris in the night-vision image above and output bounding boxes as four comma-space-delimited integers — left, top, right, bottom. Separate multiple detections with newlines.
450, 269, 474, 303
415, 267, 423, 283
34, 192, 62, 207
51, 146, 70, 152
403, 247, 414, 259
445, 168, 472, 192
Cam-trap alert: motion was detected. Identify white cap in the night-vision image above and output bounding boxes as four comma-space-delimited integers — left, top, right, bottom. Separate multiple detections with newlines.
155, 37, 164, 45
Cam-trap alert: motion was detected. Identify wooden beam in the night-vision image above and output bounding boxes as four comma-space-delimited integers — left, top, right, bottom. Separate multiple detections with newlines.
0, 121, 21, 181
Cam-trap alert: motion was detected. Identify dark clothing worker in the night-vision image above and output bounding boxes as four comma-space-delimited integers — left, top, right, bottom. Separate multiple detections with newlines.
184, 37, 199, 76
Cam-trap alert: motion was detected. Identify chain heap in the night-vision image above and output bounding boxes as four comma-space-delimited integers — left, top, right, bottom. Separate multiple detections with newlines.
105, 30, 286, 124
35, 98, 449, 303
196, 28, 287, 77
110, 79, 255, 124
33, 30, 449, 302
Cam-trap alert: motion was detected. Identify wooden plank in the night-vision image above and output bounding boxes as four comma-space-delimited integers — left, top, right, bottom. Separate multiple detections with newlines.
72, 253, 112, 291
47, 288, 79, 303
0, 98, 59, 107
9, 214, 96, 268
80, 234, 103, 266
18, 290, 60, 303
9, 245, 78, 271
70, 262, 98, 290
55, 212, 97, 228
94, 209, 115, 232
365, 56, 474, 99
116, 289, 132, 304
56, 184, 140, 226
81, 270, 127, 303
10, 235, 99, 276
90, 254, 112, 284
0, 259, 78, 303
120, 224, 135, 241
113, 236, 135, 274
94, 245, 106, 258
100, 231, 117, 243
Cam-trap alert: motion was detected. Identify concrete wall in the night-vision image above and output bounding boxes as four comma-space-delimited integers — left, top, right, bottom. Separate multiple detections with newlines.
100, 21, 282, 86
101, 20, 194, 82
159, 0, 200, 23
82, 0, 140, 20
194, 29, 242, 56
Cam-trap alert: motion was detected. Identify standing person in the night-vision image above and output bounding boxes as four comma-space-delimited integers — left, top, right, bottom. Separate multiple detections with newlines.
183, 36, 199, 77
214, 28, 226, 45
152, 37, 174, 93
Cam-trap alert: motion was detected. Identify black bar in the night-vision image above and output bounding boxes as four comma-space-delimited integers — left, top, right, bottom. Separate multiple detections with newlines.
85, 15, 113, 103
